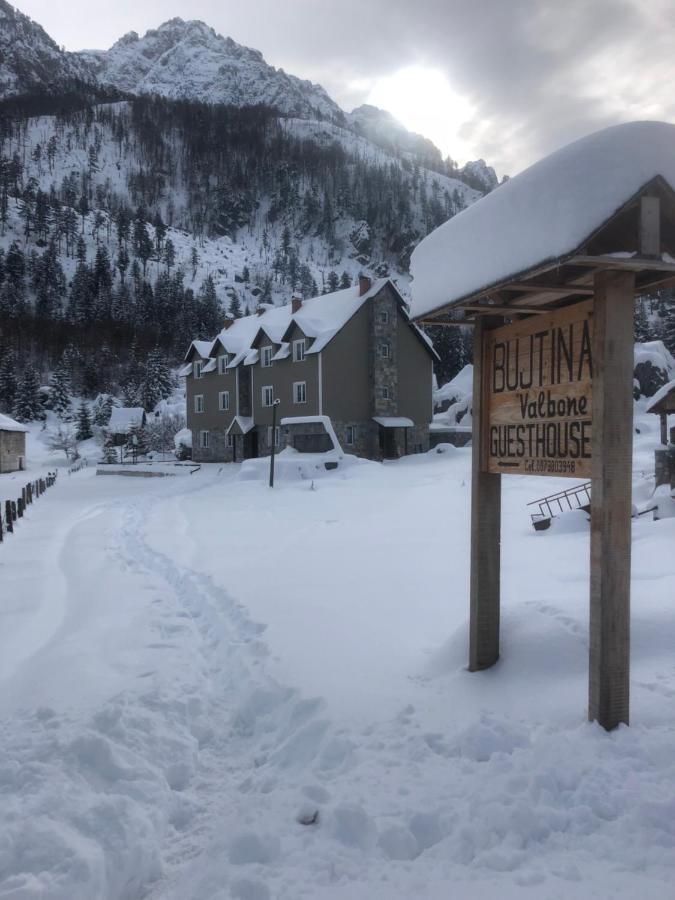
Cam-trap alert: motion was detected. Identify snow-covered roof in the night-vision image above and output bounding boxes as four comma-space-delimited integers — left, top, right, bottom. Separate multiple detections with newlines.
108, 407, 146, 433
0, 413, 28, 433
226, 416, 255, 435
373, 416, 414, 428
646, 379, 675, 413
410, 121, 675, 319
178, 362, 193, 377
187, 278, 436, 369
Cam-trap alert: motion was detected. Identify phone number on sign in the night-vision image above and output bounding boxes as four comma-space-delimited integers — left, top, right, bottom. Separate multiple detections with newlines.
524, 459, 578, 474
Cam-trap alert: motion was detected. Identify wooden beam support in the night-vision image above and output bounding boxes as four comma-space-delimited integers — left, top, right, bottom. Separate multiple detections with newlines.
460, 304, 548, 316
469, 317, 502, 671
503, 283, 595, 296
571, 254, 675, 272
640, 196, 660, 257
589, 269, 635, 730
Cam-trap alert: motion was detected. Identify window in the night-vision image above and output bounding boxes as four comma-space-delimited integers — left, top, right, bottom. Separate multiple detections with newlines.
293, 339, 306, 362
227, 434, 233, 448
193, 361, 203, 379
194, 394, 205, 413
379, 386, 390, 400
379, 310, 389, 324
293, 381, 307, 404
218, 355, 228, 374
378, 342, 390, 359
261, 345, 273, 367
262, 385, 274, 407
267, 425, 280, 447
219, 391, 230, 411
200, 430, 210, 449
346, 425, 355, 446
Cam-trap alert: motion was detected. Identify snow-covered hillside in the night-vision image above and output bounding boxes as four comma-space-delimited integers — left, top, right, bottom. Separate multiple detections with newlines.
76, 19, 342, 123
0, 0, 94, 97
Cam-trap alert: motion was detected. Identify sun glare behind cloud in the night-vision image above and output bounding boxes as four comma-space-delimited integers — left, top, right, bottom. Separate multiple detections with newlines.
364, 66, 476, 164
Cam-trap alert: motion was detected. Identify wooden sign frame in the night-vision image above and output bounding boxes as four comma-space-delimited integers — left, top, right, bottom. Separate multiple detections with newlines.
469, 271, 635, 731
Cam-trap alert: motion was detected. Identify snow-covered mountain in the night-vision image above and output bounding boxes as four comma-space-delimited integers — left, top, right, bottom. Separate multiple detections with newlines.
347, 104, 443, 167
76, 19, 343, 123
0, 0, 94, 97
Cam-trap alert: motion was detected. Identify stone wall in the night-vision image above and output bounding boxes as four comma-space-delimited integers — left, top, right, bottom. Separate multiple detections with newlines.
369, 286, 398, 417
191, 427, 229, 463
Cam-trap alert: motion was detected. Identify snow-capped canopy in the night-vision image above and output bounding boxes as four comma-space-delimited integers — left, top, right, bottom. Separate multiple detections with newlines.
410, 121, 675, 319
372, 416, 414, 428
0, 413, 28, 433
108, 407, 146, 434
646, 379, 675, 414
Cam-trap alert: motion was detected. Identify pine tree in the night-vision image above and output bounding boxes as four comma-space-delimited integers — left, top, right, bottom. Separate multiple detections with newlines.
13, 366, 43, 422
326, 270, 340, 293
48, 362, 72, 418
0, 347, 18, 413
141, 349, 174, 411
229, 293, 243, 318
92, 394, 115, 426
664, 304, 675, 354
75, 400, 93, 440
633, 299, 651, 343
339, 271, 352, 289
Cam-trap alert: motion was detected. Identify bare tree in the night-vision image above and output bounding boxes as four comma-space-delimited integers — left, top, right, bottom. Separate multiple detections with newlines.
146, 413, 186, 461
46, 424, 80, 461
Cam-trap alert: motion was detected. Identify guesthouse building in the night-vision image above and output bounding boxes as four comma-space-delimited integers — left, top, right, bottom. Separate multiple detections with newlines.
182, 277, 437, 462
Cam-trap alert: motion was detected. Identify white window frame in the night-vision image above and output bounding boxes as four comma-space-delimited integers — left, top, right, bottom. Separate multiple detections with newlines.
293, 339, 306, 362
194, 394, 205, 413
261, 345, 273, 368
379, 342, 390, 359
346, 425, 355, 446
267, 425, 280, 447
227, 434, 233, 449
262, 385, 274, 407
199, 430, 209, 449
293, 381, 307, 404
218, 354, 228, 374
380, 386, 390, 400
219, 390, 230, 411
193, 360, 203, 379
379, 310, 389, 324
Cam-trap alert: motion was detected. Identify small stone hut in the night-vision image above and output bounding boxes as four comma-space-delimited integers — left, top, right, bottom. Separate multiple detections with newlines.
0, 413, 28, 473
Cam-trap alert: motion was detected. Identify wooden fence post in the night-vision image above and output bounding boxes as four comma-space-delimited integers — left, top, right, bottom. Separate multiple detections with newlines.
589, 269, 635, 729
17, 497, 23, 518
469, 316, 502, 671
5, 501, 13, 533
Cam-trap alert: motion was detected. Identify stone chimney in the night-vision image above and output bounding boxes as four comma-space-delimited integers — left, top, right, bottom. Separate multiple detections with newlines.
223, 317, 233, 330
257, 305, 265, 316
291, 292, 303, 314
359, 275, 372, 297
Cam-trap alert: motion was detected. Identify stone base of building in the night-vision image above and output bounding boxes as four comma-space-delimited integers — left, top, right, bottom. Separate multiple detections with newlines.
192, 420, 430, 464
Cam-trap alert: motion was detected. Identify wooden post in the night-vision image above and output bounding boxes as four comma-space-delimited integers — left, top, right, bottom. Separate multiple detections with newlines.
640, 196, 660, 257
469, 317, 502, 671
5, 501, 13, 533
660, 413, 668, 446
589, 269, 635, 729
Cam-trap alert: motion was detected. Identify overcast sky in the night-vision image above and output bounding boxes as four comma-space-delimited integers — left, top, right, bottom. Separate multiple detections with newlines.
16, 0, 675, 176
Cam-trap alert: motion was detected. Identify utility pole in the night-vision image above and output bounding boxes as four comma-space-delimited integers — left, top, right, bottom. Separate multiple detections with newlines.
269, 398, 281, 487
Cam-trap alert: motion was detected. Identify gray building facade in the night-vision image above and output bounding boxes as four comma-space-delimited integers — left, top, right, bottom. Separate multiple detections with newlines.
183, 277, 437, 463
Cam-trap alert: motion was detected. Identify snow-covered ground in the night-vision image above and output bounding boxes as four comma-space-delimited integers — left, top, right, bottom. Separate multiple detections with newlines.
1, 409, 674, 899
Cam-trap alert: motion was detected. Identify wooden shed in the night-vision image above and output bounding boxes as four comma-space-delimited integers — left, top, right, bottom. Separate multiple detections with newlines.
0, 413, 28, 473
646, 379, 675, 445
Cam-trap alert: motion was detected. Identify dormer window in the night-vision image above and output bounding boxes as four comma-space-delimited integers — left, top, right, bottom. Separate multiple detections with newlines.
218, 354, 228, 374
293, 339, 306, 362
261, 346, 273, 368
378, 342, 390, 359
193, 361, 203, 379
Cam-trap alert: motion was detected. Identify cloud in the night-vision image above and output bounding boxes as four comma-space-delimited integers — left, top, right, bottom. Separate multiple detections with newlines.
16, 0, 675, 175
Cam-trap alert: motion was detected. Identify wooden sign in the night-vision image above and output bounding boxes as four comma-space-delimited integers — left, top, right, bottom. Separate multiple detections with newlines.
483, 301, 593, 477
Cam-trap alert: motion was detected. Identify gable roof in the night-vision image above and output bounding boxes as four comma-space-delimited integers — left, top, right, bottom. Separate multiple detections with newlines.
0, 413, 28, 433
410, 121, 675, 320
108, 407, 146, 433
184, 278, 436, 370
